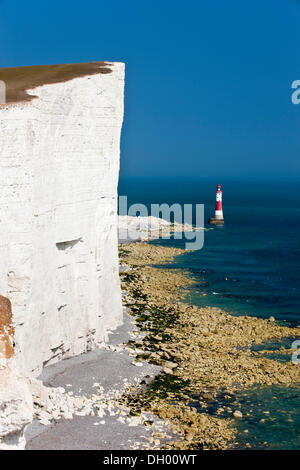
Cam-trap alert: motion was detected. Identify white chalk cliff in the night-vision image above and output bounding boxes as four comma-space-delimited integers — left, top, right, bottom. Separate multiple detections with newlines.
0, 62, 125, 448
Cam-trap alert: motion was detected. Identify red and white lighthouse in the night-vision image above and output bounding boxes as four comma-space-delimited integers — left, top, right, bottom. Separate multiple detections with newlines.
208, 184, 224, 224
215, 184, 223, 219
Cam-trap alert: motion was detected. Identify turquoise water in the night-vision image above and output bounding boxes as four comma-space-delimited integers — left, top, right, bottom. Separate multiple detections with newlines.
190, 385, 300, 450
118, 177, 300, 449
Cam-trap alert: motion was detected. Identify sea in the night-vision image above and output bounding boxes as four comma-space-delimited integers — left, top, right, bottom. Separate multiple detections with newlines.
118, 176, 300, 450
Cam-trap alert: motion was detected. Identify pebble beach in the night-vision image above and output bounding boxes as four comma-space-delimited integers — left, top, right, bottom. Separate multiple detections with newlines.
118, 241, 300, 449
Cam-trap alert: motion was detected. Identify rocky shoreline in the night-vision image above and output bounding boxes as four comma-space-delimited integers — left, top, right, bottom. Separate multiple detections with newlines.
119, 242, 300, 450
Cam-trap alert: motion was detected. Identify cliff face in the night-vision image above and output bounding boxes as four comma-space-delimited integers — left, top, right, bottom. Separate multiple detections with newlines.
0, 62, 124, 375
0, 62, 124, 447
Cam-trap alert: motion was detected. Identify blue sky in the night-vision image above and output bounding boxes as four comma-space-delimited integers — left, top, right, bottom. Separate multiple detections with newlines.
0, 0, 300, 178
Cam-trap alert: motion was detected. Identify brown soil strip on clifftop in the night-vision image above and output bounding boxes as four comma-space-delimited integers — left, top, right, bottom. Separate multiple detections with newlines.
0, 61, 112, 105
119, 243, 300, 449
0, 295, 14, 359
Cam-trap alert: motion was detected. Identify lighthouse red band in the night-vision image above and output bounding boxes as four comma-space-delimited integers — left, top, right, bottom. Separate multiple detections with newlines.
215, 184, 223, 220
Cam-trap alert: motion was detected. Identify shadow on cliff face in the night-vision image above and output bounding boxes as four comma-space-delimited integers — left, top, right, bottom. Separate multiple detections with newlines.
0, 61, 112, 104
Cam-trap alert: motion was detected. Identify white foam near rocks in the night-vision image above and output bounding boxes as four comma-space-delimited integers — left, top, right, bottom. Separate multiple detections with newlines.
118, 215, 194, 242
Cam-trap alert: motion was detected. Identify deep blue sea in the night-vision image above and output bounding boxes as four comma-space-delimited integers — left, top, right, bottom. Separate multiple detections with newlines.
118, 176, 300, 449
119, 177, 300, 325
